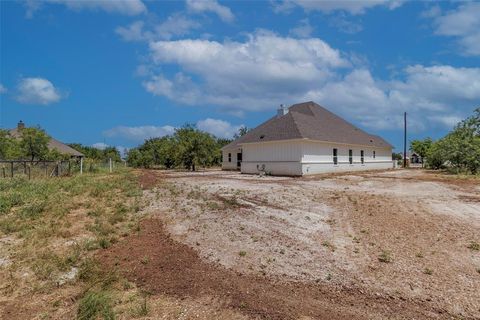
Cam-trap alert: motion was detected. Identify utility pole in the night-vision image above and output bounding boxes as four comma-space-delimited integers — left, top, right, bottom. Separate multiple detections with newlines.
403, 112, 407, 168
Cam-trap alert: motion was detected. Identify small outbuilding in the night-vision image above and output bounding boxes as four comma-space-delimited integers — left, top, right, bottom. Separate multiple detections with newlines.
222, 101, 394, 176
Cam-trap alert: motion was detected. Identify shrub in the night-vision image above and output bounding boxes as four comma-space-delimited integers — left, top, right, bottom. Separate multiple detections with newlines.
378, 250, 392, 263
77, 291, 115, 320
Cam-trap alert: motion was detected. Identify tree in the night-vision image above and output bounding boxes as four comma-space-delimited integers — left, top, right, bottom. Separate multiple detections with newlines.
0, 129, 21, 160
174, 124, 217, 171
410, 138, 433, 167
391, 152, 402, 161
233, 126, 249, 139
18, 127, 51, 161
426, 108, 480, 173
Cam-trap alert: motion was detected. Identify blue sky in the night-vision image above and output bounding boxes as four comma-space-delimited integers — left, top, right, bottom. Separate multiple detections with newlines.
1, 0, 479, 152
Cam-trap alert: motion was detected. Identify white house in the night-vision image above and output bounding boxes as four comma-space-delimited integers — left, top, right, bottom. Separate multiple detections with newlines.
222, 101, 394, 176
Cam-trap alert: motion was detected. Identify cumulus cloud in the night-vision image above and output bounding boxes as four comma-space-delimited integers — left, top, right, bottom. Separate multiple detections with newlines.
289, 19, 314, 38
104, 125, 176, 142
24, 0, 146, 18
427, 2, 480, 56
145, 32, 348, 110
186, 0, 234, 22
16, 77, 63, 105
0, 84, 7, 94
197, 118, 244, 138
116, 15, 200, 42
273, 0, 404, 15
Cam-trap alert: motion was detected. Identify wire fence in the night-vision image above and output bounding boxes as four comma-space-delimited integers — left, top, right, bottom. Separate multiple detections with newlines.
0, 159, 126, 179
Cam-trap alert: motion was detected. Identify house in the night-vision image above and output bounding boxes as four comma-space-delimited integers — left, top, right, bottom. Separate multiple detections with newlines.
9, 121, 84, 158
222, 101, 393, 176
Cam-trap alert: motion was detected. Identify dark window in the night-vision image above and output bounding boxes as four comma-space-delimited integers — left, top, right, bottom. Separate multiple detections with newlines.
373, 150, 376, 159
237, 152, 242, 168
361, 150, 364, 164
333, 148, 338, 165
349, 149, 353, 164
228, 153, 232, 162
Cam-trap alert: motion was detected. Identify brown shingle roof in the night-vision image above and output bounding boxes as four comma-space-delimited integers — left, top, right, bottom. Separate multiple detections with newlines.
223, 101, 392, 149
9, 127, 84, 157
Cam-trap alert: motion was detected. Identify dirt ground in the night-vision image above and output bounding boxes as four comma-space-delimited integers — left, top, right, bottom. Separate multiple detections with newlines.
99, 168, 480, 320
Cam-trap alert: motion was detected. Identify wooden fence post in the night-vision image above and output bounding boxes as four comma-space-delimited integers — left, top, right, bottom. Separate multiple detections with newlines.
2, 167, 5, 178
109, 158, 112, 173
11, 162, 14, 178
45, 162, 48, 177
28, 165, 31, 180
23, 161, 27, 174
80, 157, 83, 175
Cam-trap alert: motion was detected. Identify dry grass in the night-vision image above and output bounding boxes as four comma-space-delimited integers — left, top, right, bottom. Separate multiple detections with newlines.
0, 168, 147, 319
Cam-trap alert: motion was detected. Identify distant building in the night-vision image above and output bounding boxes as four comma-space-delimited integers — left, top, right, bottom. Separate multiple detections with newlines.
222, 101, 394, 176
9, 121, 84, 158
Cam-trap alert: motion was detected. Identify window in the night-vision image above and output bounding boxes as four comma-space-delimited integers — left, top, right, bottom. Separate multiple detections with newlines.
373, 150, 376, 159
361, 150, 364, 164
333, 148, 338, 165
349, 149, 353, 164
228, 153, 232, 162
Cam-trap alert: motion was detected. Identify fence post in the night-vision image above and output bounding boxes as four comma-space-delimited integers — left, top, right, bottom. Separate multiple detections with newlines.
68, 161, 71, 175
109, 158, 112, 173
11, 162, 14, 178
28, 165, 31, 180
80, 157, 83, 175
2, 167, 5, 178
45, 162, 48, 177
24, 161, 27, 174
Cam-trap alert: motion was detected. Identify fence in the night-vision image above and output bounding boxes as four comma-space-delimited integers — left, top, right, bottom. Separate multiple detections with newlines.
0, 159, 125, 179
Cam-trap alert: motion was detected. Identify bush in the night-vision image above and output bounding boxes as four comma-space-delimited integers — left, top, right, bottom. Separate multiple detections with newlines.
77, 290, 115, 320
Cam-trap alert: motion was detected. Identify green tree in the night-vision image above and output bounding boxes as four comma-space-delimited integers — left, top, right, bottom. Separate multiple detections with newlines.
410, 138, 433, 167
427, 108, 480, 173
233, 126, 249, 139
0, 129, 21, 159
174, 124, 217, 171
18, 127, 51, 161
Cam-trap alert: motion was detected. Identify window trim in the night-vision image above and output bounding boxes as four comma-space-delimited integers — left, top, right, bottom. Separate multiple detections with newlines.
228, 153, 232, 163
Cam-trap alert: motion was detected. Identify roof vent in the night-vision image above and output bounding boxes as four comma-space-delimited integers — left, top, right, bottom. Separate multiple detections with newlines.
17, 120, 25, 130
277, 104, 289, 117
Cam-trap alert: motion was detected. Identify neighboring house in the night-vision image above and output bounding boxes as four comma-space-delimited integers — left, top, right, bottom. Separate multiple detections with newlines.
9, 121, 84, 159
222, 101, 393, 176
407, 152, 422, 164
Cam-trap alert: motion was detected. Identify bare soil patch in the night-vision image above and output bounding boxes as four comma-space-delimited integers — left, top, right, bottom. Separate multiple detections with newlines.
99, 218, 441, 320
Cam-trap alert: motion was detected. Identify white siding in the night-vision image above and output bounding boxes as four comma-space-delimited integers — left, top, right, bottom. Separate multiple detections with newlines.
223, 139, 394, 176
301, 141, 393, 175
221, 147, 241, 170
241, 141, 303, 176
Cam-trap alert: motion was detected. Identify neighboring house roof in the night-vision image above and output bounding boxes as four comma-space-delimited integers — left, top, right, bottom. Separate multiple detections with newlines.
223, 101, 393, 150
9, 126, 84, 157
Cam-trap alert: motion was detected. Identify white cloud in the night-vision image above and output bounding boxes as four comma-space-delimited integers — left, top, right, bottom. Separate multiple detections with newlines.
104, 125, 176, 142
197, 118, 243, 138
140, 31, 480, 133
186, 0, 234, 22
25, 0, 146, 18
146, 32, 348, 110
92, 142, 108, 150
329, 13, 363, 34
428, 115, 463, 129
289, 19, 313, 38
429, 2, 480, 56
16, 77, 62, 105
0, 84, 7, 94
273, 0, 404, 15
116, 14, 200, 42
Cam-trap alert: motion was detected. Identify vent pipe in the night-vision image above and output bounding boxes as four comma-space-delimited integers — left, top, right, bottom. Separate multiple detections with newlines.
277, 104, 288, 117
